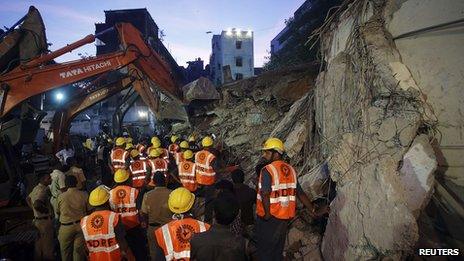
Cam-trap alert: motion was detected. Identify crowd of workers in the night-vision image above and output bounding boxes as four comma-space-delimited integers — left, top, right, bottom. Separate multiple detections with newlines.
27, 132, 325, 261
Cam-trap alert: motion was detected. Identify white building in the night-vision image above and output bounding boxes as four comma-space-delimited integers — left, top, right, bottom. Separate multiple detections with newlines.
210, 28, 254, 86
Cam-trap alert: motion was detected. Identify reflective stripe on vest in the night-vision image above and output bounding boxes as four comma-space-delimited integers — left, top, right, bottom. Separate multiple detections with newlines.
110, 148, 128, 165
179, 161, 197, 192
81, 211, 119, 253
168, 144, 179, 154
175, 152, 185, 165
256, 161, 297, 220
155, 218, 209, 261
149, 158, 168, 172
195, 150, 216, 185
109, 186, 138, 217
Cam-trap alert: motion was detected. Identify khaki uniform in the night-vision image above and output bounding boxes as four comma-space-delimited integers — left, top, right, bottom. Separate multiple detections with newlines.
50, 169, 66, 218
29, 183, 54, 260
57, 188, 89, 261
140, 186, 172, 259
66, 166, 86, 190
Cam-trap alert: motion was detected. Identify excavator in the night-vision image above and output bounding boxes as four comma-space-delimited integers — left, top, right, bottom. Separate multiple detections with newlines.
0, 6, 184, 207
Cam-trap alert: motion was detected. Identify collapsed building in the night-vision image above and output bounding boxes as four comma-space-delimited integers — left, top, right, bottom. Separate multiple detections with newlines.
176, 0, 463, 259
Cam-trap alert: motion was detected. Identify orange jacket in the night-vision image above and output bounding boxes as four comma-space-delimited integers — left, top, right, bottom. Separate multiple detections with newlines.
81, 210, 121, 261
109, 185, 140, 229
155, 217, 210, 260
194, 150, 216, 186
110, 147, 128, 170
136, 144, 146, 154
174, 151, 185, 166
129, 159, 148, 188
147, 158, 168, 186
256, 160, 297, 220
178, 161, 197, 192
168, 143, 179, 155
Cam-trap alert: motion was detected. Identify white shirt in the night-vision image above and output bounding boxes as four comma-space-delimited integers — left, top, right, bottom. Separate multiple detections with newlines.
55, 148, 74, 165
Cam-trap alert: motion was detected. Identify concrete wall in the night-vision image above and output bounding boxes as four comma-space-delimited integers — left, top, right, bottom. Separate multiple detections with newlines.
386, 0, 464, 185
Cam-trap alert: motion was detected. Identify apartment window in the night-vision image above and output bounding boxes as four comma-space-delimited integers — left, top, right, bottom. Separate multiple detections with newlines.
235, 73, 243, 80
235, 57, 243, 67
236, 40, 242, 49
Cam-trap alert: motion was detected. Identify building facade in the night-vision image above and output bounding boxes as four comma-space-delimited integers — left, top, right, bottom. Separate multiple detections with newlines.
210, 28, 254, 86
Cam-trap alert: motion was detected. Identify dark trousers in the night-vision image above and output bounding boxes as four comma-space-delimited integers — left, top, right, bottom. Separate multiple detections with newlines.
254, 217, 288, 261
126, 226, 148, 260
202, 185, 215, 223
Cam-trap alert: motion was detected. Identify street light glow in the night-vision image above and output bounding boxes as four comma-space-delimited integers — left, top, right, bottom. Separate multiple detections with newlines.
138, 110, 148, 118
55, 92, 64, 101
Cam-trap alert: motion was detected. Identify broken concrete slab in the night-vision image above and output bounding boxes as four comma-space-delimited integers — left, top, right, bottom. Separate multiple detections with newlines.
284, 120, 308, 159
399, 134, 437, 217
182, 77, 220, 102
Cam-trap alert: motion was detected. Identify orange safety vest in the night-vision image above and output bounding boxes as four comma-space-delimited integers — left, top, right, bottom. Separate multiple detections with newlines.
129, 159, 148, 188
136, 144, 146, 154
110, 147, 128, 170
81, 210, 121, 261
154, 218, 210, 261
109, 185, 140, 229
147, 158, 168, 186
174, 151, 185, 166
256, 160, 297, 220
168, 143, 179, 155
195, 150, 216, 186
160, 148, 170, 162
178, 161, 197, 192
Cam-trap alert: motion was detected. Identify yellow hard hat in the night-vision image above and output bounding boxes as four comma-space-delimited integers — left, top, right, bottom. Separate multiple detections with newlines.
151, 138, 161, 148
201, 136, 213, 147
115, 137, 126, 146
168, 187, 195, 214
171, 135, 179, 143
262, 137, 285, 154
179, 140, 189, 149
183, 150, 194, 160
114, 169, 129, 183
149, 148, 161, 158
125, 143, 134, 150
89, 186, 110, 206
188, 135, 195, 142
151, 136, 160, 145
126, 137, 133, 143
130, 149, 140, 158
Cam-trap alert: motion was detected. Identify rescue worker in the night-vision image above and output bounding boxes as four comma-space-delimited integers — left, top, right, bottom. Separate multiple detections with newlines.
109, 169, 148, 260
168, 135, 180, 155
80, 186, 128, 261
27, 172, 54, 260
65, 157, 86, 190
109, 137, 129, 173
174, 141, 189, 166
129, 149, 149, 191
49, 161, 68, 219
190, 193, 246, 261
188, 135, 200, 152
147, 136, 170, 163
146, 148, 169, 188
57, 175, 89, 261
195, 136, 220, 222
255, 137, 317, 261
178, 150, 198, 193
153, 187, 210, 260
125, 142, 134, 152
140, 172, 173, 260
136, 137, 147, 155
147, 136, 161, 156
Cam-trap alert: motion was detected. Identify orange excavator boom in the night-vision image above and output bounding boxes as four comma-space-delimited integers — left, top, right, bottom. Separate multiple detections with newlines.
0, 23, 182, 118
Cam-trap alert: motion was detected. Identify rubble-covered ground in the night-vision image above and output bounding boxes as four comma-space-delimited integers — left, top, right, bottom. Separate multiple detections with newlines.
176, 0, 453, 260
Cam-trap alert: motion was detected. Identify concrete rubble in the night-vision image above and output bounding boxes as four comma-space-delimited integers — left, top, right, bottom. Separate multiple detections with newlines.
186, 1, 439, 259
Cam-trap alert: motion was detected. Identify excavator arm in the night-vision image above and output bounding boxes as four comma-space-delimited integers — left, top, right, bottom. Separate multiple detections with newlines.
51, 72, 136, 149
0, 23, 182, 118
